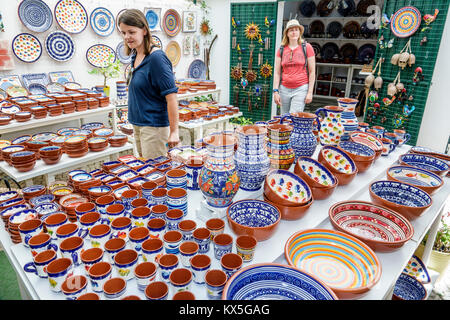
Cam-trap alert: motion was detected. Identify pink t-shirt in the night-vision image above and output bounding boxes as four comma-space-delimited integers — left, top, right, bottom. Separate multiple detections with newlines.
276, 43, 315, 89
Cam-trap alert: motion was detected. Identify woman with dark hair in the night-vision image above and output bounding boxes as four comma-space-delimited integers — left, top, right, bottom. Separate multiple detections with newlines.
273, 19, 316, 114
118, 9, 179, 159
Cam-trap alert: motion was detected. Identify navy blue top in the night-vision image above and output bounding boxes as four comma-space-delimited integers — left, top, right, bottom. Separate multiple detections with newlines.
127, 49, 178, 127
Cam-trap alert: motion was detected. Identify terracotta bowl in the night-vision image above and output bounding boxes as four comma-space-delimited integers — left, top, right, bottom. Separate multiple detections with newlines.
10, 151, 36, 163
41, 154, 63, 165
0, 115, 12, 125
39, 146, 62, 158
263, 194, 313, 220
369, 180, 432, 221
318, 146, 358, 185
13, 160, 36, 172
226, 200, 281, 241
264, 169, 312, 207
338, 141, 375, 173
329, 200, 414, 252
386, 165, 443, 196
398, 153, 449, 177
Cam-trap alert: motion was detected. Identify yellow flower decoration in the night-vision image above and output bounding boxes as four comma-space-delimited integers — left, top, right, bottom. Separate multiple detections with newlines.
245, 70, 258, 83
260, 62, 273, 78
245, 22, 260, 40
230, 66, 243, 80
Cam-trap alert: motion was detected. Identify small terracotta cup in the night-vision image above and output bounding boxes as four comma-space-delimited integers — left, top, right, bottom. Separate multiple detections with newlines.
59, 236, 84, 266
220, 253, 243, 278
80, 247, 104, 273
235, 235, 257, 262
205, 269, 228, 300
79, 211, 102, 237
129, 226, 150, 253
18, 218, 43, 247
131, 206, 151, 228
141, 238, 164, 264
44, 212, 68, 240
147, 217, 166, 239
205, 218, 225, 240
103, 277, 127, 300
28, 233, 57, 257
88, 224, 111, 249
213, 233, 233, 260
104, 237, 126, 264
179, 241, 199, 268
61, 274, 88, 300
76, 292, 100, 300
23, 249, 57, 278
111, 216, 132, 242
46, 257, 73, 293
121, 295, 141, 300
158, 253, 179, 283
169, 268, 192, 296
165, 209, 184, 231
172, 291, 195, 300
190, 254, 211, 285
56, 223, 79, 246
134, 261, 157, 291
163, 230, 183, 255
114, 249, 138, 281
151, 204, 168, 220
178, 219, 197, 241
88, 261, 112, 293
193, 227, 211, 254
145, 281, 169, 300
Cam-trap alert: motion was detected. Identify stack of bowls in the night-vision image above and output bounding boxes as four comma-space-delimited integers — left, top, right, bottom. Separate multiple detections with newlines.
93, 128, 114, 139
47, 104, 63, 116
39, 146, 63, 165
338, 141, 376, 173
108, 135, 128, 147
60, 101, 76, 114
86, 98, 99, 109
87, 137, 109, 152
0, 204, 28, 232
22, 185, 47, 202
263, 169, 313, 220
25, 140, 49, 158
10, 151, 37, 172
8, 209, 38, 244
0, 115, 12, 125
74, 99, 88, 112
59, 193, 89, 222
64, 135, 89, 158
30, 106, 48, 119
14, 111, 32, 122
2, 145, 26, 165
318, 146, 358, 185
72, 129, 93, 139
294, 156, 337, 200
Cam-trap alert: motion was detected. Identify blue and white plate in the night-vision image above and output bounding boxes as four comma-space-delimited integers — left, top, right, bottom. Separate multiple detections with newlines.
88, 185, 112, 194
30, 194, 55, 207
32, 132, 57, 142
45, 31, 75, 62
21, 73, 49, 90
22, 184, 45, 195
0, 191, 19, 203
188, 59, 206, 79
90, 7, 115, 37
399, 153, 449, 175
393, 272, 427, 300
9, 209, 37, 225
48, 71, 75, 84
18, 0, 53, 33
116, 41, 131, 64
223, 263, 338, 300
145, 9, 159, 29
118, 169, 139, 181
34, 202, 61, 216
28, 83, 47, 95
128, 177, 149, 186
0, 204, 28, 218
72, 172, 92, 182
94, 128, 113, 137
81, 122, 104, 130
68, 170, 86, 177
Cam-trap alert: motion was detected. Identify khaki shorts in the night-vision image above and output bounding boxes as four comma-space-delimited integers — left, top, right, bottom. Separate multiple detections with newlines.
132, 125, 169, 159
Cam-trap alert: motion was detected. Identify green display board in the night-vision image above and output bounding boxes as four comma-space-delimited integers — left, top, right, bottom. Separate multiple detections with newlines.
229, 2, 278, 122
364, 0, 449, 146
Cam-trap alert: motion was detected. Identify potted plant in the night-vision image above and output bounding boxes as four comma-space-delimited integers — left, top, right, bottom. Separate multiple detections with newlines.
229, 116, 253, 130
415, 217, 450, 275
88, 53, 121, 97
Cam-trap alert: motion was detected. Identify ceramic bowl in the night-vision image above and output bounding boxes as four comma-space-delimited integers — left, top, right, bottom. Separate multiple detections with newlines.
328, 200, 414, 252
108, 135, 128, 147
226, 200, 281, 241
264, 169, 312, 207
294, 157, 337, 200
398, 153, 449, 177
369, 180, 432, 221
22, 185, 46, 199
318, 146, 358, 185
263, 194, 313, 220
13, 159, 36, 172
39, 146, 62, 157
2, 145, 26, 163
222, 263, 338, 300
403, 255, 431, 284
349, 131, 383, 160
10, 151, 36, 164
0, 115, 12, 125
392, 273, 427, 300
338, 141, 375, 173
386, 165, 443, 195
285, 228, 381, 299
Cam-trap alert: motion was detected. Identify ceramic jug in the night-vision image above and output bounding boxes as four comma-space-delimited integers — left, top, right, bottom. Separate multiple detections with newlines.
280, 112, 318, 161
337, 98, 359, 141
234, 125, 270, 191
315, 106, 345, 146
199, 133, 240, 208
266, 123, 295, 170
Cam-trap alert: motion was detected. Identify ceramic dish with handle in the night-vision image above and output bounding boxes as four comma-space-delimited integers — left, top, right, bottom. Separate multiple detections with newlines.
222, 263, 338, 300
285, 228, 381, 299
386, 165, 443, 195
264, 169, 312, 206
398, 153, 449, 177
328, 200, 414, 252
369, 180, 432, 221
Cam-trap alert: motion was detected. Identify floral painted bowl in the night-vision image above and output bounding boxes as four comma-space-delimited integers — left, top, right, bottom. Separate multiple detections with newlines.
338, 141, 375, 173
403, 255, 430, 284
318, 146, 358, 185
264, 169, 312, 207
328, 200, 414, 252
398, 153, 449, 177
285, 229, 381, 299
392, 273, 427, 300
386, 165, 443, 195
369, 180, 432, 221
226, 200, 281, 241
222, 263, 338, 300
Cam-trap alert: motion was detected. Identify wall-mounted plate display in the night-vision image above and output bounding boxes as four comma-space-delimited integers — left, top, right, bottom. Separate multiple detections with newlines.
152, 35, 162, 49
391, 6, 421, 38
145, 8, 161, 31
188, 59, 206, 79
162, 9, 181, 37
86, 44, 116, 68
116, 9, 126, 32
54, 0, 88, 34
45, 31, 75, 62
90, 7, 115, 37
116, 41, 131, 64
18, 0, 53, 33
12, 33, 42, 63
165, 41, 181, 66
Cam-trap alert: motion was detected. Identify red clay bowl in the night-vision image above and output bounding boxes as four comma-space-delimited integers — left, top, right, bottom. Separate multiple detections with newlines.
386, 165, 443, 196
318, 146, 358, 186
13, 160, 36, 172
10, 151, 36, 163
328, 200, 414, 252
294, 157, 337, 200
226, 200, 281, 241
263, 194, 313, 220
264, 169, 312, 207
369, 180, 432, 221
41, 154, 62, 165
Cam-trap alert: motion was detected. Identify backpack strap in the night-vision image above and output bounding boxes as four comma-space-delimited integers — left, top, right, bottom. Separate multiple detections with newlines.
279, 45, 284, 85
302, 41, 310, 77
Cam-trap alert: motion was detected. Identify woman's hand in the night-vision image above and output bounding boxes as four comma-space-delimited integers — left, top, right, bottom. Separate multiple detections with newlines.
167, 131, 180, 149
274, 92, 281, 105
305, 92, 313, 104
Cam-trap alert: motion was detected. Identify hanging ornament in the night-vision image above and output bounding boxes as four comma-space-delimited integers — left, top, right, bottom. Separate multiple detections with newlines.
383, 96, 396, 106
240, 77, 248, 90
231, 17, 240, 49
368, 90, 379, 103
200, 18, 212, 36
231, 66, 243, 80
393, 115, 403, 128
254, 85, 262, 97
245, 70, 258, 83
259, 61, 273, 79
413, 67, 424, 83
380, 13, 392, 29
420, 36, 428, 45
421, 9, 439, 32
403, 104, 415, 117
245, 22, 260, 40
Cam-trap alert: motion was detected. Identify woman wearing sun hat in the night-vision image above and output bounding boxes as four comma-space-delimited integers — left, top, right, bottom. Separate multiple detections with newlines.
273, 19, 316, 114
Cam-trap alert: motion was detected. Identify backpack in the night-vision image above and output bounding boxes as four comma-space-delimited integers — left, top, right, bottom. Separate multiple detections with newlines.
279, 41, 309, 84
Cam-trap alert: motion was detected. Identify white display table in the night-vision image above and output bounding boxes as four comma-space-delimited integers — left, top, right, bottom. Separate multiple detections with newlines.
0, 143, 449, 300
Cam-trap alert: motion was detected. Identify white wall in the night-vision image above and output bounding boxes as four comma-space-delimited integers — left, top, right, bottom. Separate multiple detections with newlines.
0, 0, 202, 140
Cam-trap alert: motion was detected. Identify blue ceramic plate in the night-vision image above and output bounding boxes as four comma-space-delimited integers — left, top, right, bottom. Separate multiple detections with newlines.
28, 83, 47, 95
127, 160, 145, 168
145, 9, 159, 29
45, 31, 75, 62
393, 273, 427, 300
71, 173, 93, 182
68, 170, 87, 177
30, 194, 55, 207
34, 202, 61, 215
188, 59, 206, 79
223, 263, 338, 300
118, 169, 138, 181
9, 209, 37, 224
128, 177, 149, 186
81, 122, 104, 130
18, 0, 53, 33
22, 185, 45, 194
88, 185, 112, 194
0, 204, 28, 218
0, 191, 19, 203
90, 7, 115, 37
116, 41, 131, 64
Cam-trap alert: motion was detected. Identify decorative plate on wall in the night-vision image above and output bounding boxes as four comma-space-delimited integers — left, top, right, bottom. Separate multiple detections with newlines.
12, 33, 42, 63
116, 9, 126, 32
152, 35, 162, 49
145, 8, 161, 31
45, 31, 75, 62
188, 59, 206, 79
165, 41, 181, 66
90, 7, 115, 37
162, 9, 181, 37
18, 0, 53, 33
48, 71, 75, 84
391, 6, 421, 38
86, 44, 116, 68
116, 41, 131, 64
54, 0, 88, 34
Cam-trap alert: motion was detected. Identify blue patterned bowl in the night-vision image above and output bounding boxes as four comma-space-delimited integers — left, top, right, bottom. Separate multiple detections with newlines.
222, 263, 338, 300
226, 200, 281, 241
369, 180, 432, 220
399, 153, 449, 177
393, 273, 427, 300
386, 165, 443, 195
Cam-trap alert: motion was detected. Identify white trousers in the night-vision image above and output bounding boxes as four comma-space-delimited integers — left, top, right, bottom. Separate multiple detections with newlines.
279, 84, 309, 114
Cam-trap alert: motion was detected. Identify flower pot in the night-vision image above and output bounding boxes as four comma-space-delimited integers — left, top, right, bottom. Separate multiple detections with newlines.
415, 244, 450, 276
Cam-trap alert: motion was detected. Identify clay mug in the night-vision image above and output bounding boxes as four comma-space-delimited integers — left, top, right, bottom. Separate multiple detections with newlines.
165, 209, 184, 231
103, 277, 127, 300
190, 254, 211, 285
56, 223, 80, 246
179, 241, 199, 268
105, 203, 126, 224
172, 291, 195, 300
88, 261, 112, 293
88, 224, 112, 249
28, 233, 58, 258
163, 230, 183, 255
128, 226, 150, 254
134, 261, 157, 291
178, 219, 196, 241
169, 268, 192, 297
205, 269, 228, 300
141, 238, 164, 264
158, 253, 178, 283
44, 212, 68, 240
104, 238, 126, 264
95, 194, 115, 215
23, 249, 57, 278
61, 274, 88, 300
145, 281, 168, 300
131, 206, 151, 228
381, 138, 395, 156
46, 257, 74, 293
193, 227, 211, 254
205, 218, 225, 241
235, 235, 257, 262
59, 236, 85, 266
147, 218, 166, 239
18, 218, 43, 248
151, 188, 167, 206
76, 292, 101, 300
393, 129, 411, 145
114, 249, 138, 281
78, 211, 101, 238
110, 216, 132, 243
367, 128, 383, 140
150, 204, 168, 220
74, 202, 96, 222
213, 233, 233, 260
80, 247, 104, 274
220, 253, 243, 278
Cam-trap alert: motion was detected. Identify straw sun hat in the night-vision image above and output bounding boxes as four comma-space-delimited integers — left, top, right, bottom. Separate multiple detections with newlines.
284, 19, 305, 36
